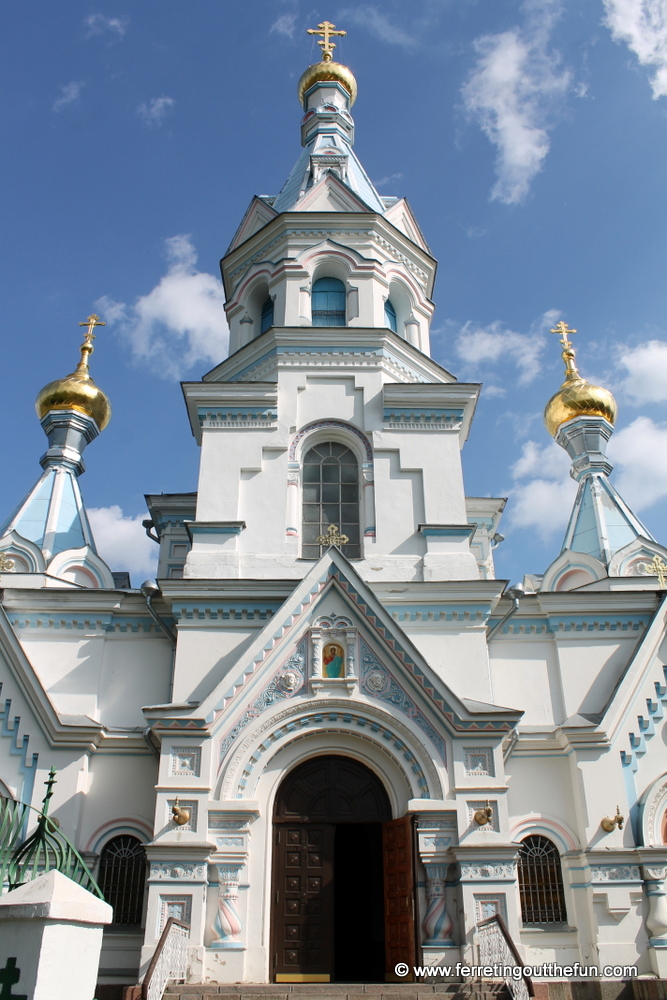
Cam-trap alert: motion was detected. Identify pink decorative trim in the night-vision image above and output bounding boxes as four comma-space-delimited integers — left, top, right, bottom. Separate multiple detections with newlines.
288, 419, 373, 462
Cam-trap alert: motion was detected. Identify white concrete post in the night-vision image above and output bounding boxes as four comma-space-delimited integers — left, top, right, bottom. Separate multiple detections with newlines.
0, 870, 113, 1000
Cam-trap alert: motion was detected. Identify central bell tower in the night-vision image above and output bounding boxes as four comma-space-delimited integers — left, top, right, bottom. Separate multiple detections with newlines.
180, 27, 497, 583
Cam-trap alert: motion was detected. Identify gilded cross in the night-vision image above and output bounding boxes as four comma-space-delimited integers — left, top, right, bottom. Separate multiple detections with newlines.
307, 20, 346, 61
0, 553, 15, 572
79, 313, 106, 347
550, 320, 577, 350
646, 555, 667, 589
316, 524, 349, 547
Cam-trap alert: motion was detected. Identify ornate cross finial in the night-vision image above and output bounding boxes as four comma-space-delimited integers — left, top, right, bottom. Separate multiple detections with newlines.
307, 20, 346, 62
0, 554, 15, 572
644, 554, 667, 589
75, 313, 105, 374
551, 320, 577, 350
316, 524, 349, 548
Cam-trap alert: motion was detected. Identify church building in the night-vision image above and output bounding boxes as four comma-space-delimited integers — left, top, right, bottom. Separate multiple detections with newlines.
1, 22, 667, 989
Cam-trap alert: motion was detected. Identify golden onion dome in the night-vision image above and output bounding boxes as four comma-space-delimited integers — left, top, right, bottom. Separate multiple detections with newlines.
298, 59, 357, 107
35, 314, 111, 431
544, 322, 616, 438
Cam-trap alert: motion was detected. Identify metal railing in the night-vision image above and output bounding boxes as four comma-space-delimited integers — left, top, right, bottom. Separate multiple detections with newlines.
0, 767, 102, 898
477, 914, 533, 1000
142, 918, 190, 1000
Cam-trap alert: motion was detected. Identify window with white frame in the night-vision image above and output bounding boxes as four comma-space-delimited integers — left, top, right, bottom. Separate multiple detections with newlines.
301, 442, 361, 559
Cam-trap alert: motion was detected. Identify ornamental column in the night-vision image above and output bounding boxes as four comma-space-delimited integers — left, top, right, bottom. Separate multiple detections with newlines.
641, 861, 667, 976
211, 862, 245, 950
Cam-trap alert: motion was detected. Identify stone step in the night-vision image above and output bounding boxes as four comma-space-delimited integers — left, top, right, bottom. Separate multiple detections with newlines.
163, 982, 509, 1000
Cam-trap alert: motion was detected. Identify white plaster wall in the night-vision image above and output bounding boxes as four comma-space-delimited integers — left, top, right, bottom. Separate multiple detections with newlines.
79, 753, 157, 851
173, 627, 257, 704
490, 639, 564, 726
555, 637, 641, 719
409, 629, 493, 702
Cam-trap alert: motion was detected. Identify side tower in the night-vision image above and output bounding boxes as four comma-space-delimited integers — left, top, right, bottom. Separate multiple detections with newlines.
0, 315, 115, 587
181, 27, 495, 583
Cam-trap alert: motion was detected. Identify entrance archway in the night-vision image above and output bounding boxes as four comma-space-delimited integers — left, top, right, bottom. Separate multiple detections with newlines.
272, 755, 397, 983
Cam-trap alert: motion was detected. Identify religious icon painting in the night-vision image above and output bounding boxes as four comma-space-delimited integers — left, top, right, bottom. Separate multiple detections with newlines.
322, 642, 345, 678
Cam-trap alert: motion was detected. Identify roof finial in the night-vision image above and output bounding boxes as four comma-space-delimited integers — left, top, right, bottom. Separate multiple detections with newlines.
307, 20, 346, 62
75, 314, 106, 376
551, 320, 577, 350
551, 320, 580, 382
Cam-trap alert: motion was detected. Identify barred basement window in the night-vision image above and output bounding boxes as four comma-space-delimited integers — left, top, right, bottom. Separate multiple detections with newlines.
98, 835, 147, 926
518, 835, 567, 924
302, 442, 360, 559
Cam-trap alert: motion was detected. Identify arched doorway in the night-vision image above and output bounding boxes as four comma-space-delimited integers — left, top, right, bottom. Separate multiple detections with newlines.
272, 755, 398, 983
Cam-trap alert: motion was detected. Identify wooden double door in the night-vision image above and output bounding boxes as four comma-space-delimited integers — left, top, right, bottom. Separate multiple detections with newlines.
271, 756, 418, 983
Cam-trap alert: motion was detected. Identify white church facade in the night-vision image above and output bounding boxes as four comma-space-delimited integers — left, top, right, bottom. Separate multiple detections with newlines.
1, 24, 667, 988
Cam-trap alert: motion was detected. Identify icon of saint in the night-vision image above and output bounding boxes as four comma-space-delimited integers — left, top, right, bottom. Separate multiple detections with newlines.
323, 642, 344, 678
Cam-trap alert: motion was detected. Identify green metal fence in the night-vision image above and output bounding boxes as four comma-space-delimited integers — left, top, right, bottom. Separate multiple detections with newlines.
0, 766, 103, 898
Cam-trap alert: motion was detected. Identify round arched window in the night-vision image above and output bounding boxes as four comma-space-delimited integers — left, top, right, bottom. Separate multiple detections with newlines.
98, 835, 147, 926
302, 442, 360, 559
517, 835, 567, 924
312, 278, 346, 326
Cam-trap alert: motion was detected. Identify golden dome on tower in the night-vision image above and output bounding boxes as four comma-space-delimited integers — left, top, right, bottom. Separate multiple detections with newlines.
35, 314, 112, 431
298, 20, 357, 106
544, 321, 616, 438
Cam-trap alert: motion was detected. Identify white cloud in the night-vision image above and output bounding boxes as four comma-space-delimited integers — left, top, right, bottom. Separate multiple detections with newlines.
454, 309, 559, 385
608, 416, 667, 508
462, 1, 571, 204
603, 0, 667, 98
88, 506, 158, 584
53, 81, 84, 112
271, 13, 297, 38
84, 13, 128, 40
374, 172, 404, 188
505, 439, 576, 540
618, 339, 667, 403
137, 96, 175, 128
340, 7, 418, 49
96, 234, 228, 379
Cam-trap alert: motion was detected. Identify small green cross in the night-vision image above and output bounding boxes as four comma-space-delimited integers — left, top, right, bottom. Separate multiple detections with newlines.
0, 958, 27, 1000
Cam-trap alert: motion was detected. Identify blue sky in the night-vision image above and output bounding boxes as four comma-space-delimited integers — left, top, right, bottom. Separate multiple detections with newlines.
2, 0, 667, 586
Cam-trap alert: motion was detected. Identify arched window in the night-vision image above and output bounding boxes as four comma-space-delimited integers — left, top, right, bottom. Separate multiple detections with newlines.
518, 835, 567, 924
662, 808, 667, 844
98, 835, 147, 926
384, 299, 397, 333
312, 277, 346, 327
260, 296, 274, 334
302, 442, 360, 559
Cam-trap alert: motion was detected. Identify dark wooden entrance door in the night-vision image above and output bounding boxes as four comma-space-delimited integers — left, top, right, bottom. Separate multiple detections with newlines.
383, 815, 418, 980
272, 755, 393, 982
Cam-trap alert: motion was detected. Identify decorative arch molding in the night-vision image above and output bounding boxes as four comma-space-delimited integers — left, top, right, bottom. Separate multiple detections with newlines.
215, 698, 444, 804
510, 813, 579, 853
0, 531, 46, 574
287, 420, 376, 543
540, 551, 606, 593
609, 538, 667, 579
638, 772, 667, 846
85, 817, 153, 854
289, 420, 373, 464
298, 240, 373, 282
47, 546, 115, 589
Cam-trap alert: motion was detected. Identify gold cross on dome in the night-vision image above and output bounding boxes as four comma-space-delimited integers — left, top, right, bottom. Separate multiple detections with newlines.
551, 320, 577, 350
307, 20, 346, 61
79, 313, 106, 346
316, 524, 349, 548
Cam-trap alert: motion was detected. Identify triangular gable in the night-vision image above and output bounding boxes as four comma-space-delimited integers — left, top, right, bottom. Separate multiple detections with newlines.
294, 172, 375, 214
226, 196, 279, 254
176, 549, 520, 737
383, 198, 430, 252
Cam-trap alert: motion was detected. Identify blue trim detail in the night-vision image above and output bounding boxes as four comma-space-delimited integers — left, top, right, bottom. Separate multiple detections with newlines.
198, 407, 277, 425
384, 408, 464, 424
188, 524, 245, 535
174, 602, 282, 621
0, 684, 39, 803
419, 526, 474, 538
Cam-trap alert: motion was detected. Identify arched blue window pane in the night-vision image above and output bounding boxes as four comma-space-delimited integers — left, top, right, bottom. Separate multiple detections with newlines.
312, 277, 346, 327
260, 297, 274, 334
384, 299, 397, 333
